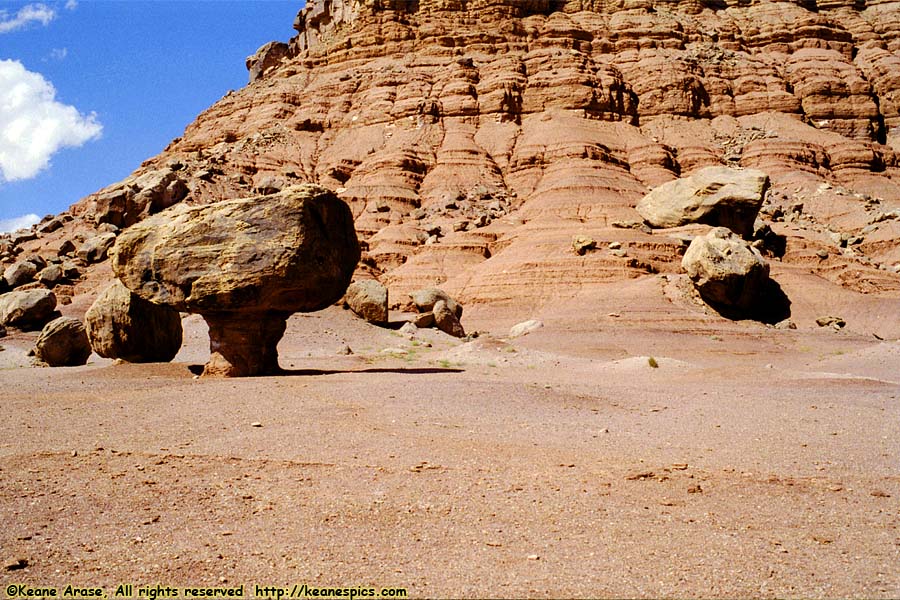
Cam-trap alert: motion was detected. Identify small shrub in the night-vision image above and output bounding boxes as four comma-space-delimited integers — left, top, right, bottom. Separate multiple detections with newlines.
648, 356, 659, 368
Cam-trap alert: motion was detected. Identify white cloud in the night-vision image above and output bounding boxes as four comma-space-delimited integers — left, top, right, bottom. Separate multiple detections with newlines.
0, 3, 56, 34
0, 59, 102, 183
48, 47, 68, 61
65, 0, 78, 10
0, 213, 40, 233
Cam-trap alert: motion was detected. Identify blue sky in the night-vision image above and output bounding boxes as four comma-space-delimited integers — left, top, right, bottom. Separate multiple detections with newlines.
0, 0, 304, 231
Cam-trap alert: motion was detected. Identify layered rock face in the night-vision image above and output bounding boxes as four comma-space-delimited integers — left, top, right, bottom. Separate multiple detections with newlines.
43, 0, 896, 329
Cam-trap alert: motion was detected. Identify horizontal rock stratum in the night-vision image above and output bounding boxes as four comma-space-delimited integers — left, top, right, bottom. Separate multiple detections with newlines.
3, 0, 895, 341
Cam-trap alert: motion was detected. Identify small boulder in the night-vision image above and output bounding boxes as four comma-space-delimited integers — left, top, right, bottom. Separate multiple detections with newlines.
0, 289, 58, 330
34, 317, 91, 367
84, 280, 183, 363
433, 300, 465, 338
37, 265, 64, 288
572, 235, 596, 256
509, 319, 543, 338
345, 280, 389, 324
77, 233, 116, 264
637, 166, 769, 238
682, 227, 770, 312
412, 312, 435, 328
3, 261, 37, 289
409, 288, 462, 318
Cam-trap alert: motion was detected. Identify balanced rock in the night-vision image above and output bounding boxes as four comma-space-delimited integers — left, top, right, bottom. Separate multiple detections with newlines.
84, 280, 183, 363
682, 227, 771, 313
344, 280, 388, 324
0, 289, 58, 330
637, 167, 770, 238
112, 184, 359, 376
34, 317, 91, 367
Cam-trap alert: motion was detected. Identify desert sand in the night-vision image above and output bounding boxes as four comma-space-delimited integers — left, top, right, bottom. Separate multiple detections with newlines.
2, 295, 897, 598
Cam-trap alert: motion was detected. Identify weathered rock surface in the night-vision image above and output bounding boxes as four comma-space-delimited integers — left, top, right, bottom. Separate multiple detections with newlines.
433, 299, 465, 338
0, 289, 58, 331
77, 233, 116, 264
410, 288, 463, 319
33, 317, 91, 367
111, 185, 359, 376
3, 261, 37, 289
682, 227, 771, 313
344, 279, 389, 324
637, 167, 770, 238
84, 280, 184, 363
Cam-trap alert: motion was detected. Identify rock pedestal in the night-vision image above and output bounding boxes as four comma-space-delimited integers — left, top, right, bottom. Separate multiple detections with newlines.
112, 184, 359, 377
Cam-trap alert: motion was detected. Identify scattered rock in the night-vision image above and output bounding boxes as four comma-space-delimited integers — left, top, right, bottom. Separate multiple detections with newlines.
816, 316, 846, 329
681, 227, 771, 313
433, 299, 465, 338
398, 322, 418, 337
509, 319, 543, 338
344, 280, 388, 324
0, 289, 58, 331
77, 233, 116, 264
637, 166, 769, 237
3, 260, 37, 289
412, 312, 435, 328
3, 557, 28, 571
90, 168, 189, 228
112, 185, 359, 376
84, 280, 184, 363
572, 235, 596, 255
54, 239, 76, 257
37, 265, 64, 288
336, 344, 353, 355
33, 317, 92, 367
409, 288, 462, 318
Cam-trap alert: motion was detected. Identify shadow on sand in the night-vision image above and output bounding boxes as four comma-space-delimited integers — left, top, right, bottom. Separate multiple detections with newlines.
187, 365, 465, 377
706, 278, 793, 325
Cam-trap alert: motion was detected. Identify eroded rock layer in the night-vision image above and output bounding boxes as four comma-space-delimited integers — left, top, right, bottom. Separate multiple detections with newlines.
7, 0, 898, 332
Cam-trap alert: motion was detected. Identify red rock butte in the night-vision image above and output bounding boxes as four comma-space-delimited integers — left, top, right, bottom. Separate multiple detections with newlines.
31, 0, 900, 334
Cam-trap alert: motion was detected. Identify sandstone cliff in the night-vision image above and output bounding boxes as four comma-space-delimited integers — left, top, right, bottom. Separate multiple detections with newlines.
6, 0, 900, 334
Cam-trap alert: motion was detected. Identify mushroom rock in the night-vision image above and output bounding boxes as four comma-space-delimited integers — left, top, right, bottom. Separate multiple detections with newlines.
112, 184, 360, 376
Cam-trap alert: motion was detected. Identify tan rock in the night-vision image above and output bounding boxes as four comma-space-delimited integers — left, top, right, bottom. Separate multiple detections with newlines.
681, 227, 771, 313
84, 280, 183, 363
0, 289, 58, 331
637, 167, 769, 238
344, 280, 389, 324
112, 185, 359, 376
433, 299, 465, 338
34, 317, 91, 367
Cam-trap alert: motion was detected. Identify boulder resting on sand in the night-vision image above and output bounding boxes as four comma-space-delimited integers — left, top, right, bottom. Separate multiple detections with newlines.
112, 184, 360, 376
344, 280, 389, 324
682, 227, 771, 313
34, 317, 91, 367
637, 167, 769, 238
85, 280, 183, 363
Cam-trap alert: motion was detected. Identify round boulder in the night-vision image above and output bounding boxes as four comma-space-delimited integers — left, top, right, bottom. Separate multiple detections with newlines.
112, 184, 360, 376
681, 227, 770, 312
84, 280, 183, 363
344, 280, 388, 324
0, 289, 58, 330
34, 317, 91, 367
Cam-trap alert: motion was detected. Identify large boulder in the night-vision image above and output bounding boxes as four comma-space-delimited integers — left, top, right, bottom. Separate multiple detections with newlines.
344, 280, 389, 324
90, 168, 189, 228
33, 317, 91, 367
681, 227, 771, 312
112, 184, 360, 376
409, 288, 463, 318
0, 289, 58, 330
84, 280, 183, 363
637, 167, 769, 238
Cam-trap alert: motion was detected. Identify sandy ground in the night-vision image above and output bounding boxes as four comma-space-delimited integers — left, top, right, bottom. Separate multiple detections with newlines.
1, 301, 898, 598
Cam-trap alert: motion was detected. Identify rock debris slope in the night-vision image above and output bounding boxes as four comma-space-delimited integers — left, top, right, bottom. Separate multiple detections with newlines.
4, 0, 900, 335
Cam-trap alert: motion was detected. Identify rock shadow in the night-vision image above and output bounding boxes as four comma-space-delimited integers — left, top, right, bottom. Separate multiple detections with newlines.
187, 364, 464, 377
705, 278, 792, 325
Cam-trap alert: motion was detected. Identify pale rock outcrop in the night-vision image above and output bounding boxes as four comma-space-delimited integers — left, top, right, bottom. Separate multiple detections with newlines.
344, 280, 389, 324
0, 289, 58, 331
637, 167, 770, 238
111, 185, 359, 376
84, 280, 183, 363
682, 227, 771, 312
33, 317, 91, 367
